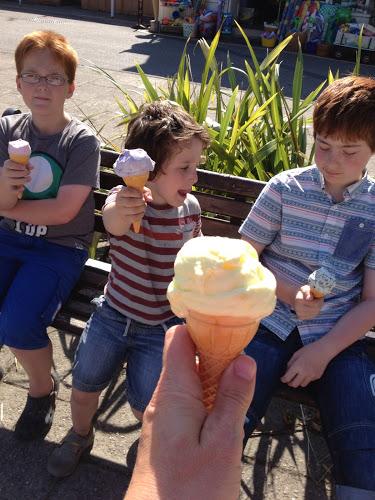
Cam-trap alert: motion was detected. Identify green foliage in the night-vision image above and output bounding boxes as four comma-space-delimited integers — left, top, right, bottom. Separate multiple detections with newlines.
89, 25, 361, 181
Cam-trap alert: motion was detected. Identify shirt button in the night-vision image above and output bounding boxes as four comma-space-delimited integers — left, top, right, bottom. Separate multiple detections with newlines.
359, 223, 364, 228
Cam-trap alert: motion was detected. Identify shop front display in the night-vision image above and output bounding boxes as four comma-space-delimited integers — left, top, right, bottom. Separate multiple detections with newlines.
276, 0, 375, 61
157, 0, 240, 37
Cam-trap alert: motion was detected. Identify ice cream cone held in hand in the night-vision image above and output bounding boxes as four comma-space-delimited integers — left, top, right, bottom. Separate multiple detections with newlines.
167, 236, 277, 411
308, 267, 336, 299
8, 139, 32, 198
113, 148, 155, 232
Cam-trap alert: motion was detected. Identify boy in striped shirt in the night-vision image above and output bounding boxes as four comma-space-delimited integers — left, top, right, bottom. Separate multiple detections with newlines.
48, 100, 210, 478
241, 76, 375, 497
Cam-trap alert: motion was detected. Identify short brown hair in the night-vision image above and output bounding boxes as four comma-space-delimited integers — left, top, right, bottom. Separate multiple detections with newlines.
15, 31, 78, 84
125, 100, 210, 180
313, 76, 375, 151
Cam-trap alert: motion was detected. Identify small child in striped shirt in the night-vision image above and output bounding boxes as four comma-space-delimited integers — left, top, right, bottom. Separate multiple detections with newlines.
47, 100, 210, 478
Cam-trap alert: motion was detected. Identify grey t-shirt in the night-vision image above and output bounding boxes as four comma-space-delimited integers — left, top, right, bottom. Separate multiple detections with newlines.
0, 113, 100, 249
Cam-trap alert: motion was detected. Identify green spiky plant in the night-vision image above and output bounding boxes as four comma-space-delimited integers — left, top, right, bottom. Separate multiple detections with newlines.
88, 23, 364, 181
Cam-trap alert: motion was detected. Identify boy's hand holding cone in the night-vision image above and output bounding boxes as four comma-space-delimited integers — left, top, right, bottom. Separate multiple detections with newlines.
8, 139, 32, 199
307, 267, 336, 299
113, 148, 155, 233
167, 236, 277, 411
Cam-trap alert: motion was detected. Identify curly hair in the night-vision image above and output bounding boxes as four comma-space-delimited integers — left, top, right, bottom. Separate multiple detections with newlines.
124, 100, 210, 180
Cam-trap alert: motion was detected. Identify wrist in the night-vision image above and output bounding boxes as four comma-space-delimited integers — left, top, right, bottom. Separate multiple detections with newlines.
313, 337, 337, 362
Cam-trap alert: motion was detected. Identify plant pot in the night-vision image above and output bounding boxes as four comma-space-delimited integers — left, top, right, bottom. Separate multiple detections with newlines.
316, 42, 331, 58
261, 36, 277, 48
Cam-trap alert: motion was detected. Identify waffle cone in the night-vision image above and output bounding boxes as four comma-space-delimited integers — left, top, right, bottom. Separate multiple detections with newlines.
310, 288, 325, 299
123, 173, 150, 233
9, 153, 31, 199
9, 153, 30, 165
186, 310, 259, 411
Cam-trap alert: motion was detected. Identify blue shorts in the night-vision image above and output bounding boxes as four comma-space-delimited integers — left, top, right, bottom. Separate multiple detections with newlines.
72, 296, 183, 412
244, 325, 375, 493
0, 228, 87, 350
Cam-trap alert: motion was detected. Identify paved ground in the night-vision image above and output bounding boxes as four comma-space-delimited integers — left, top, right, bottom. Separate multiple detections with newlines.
0, 3, 373, 498
0, 331, 333, 500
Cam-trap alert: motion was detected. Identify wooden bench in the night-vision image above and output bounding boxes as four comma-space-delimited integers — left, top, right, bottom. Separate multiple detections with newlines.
51, 148, 375, 409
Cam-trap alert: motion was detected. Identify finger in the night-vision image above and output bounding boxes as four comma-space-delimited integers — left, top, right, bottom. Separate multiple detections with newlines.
287, 373, 305, 388
285, 350, 300, 370
145, 325, 205, 438
202, 355, 256, 446
300, 377, 311, 388
281, 365, 297, 384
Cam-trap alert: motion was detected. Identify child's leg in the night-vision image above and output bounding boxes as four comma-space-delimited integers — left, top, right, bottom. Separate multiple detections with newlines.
11, 342, 53, 397
243, 326, 304, 445
48, 298, 130, 478
126, 317, 183, 421
313, 339, 375, 494
71, 388, 101, 436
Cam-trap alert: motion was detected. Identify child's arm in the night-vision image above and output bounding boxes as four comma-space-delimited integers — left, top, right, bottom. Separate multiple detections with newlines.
242, 236, 323, 320
0, 160, 31, 210
103, 185, 152, 236
281, 266, 375, 388
0, 184, 91, 225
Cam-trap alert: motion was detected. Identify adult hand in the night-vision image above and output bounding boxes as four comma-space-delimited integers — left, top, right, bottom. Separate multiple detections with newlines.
125, 324, 256, 500
294, 285, 324, 320
281, 340, 332, 387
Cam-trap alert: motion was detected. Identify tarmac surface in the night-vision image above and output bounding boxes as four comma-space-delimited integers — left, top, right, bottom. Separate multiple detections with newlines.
0, 3, 374, 499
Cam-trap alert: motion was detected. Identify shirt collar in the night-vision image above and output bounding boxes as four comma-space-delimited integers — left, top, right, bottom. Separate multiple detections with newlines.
316, 166, 368, 199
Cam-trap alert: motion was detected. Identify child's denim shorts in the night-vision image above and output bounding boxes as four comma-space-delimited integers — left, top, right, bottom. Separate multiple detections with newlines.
0, 228, 87, 350
72, 296, 183, 412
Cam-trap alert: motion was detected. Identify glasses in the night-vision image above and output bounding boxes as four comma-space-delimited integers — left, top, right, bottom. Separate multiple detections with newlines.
20, 72, 67, 86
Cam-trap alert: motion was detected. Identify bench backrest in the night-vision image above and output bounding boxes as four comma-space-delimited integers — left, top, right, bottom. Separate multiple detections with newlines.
96, 150, 267, 237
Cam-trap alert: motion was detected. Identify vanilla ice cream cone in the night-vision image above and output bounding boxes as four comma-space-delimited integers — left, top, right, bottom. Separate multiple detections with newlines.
8, 139, 31, 199
186, 310, 259, 411
123, 172, 150, 232
307, 267, 336, 299
167, 236, 277, 411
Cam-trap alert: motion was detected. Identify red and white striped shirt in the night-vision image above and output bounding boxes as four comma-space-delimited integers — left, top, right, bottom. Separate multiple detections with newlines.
104, 188, 201, 324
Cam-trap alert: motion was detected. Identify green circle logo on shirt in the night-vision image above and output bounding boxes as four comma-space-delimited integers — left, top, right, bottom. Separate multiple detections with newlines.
22, 152, 62, 200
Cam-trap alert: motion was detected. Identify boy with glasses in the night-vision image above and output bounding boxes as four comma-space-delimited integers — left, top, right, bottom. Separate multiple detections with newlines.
0, 31, 100, 441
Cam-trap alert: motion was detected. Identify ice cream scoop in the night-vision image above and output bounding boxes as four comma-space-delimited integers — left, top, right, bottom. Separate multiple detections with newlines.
113, 149, 155, 233
8, 139, 31, 165
8, 139, 32, 199
167, 236, 277, 410
308, 267, 336, 298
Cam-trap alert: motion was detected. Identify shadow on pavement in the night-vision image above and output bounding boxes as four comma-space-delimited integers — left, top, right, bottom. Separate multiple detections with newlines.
0, 426, 132, 499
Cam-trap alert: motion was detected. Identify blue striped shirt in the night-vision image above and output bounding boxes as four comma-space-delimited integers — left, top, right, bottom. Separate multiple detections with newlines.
239, 165, 375, 344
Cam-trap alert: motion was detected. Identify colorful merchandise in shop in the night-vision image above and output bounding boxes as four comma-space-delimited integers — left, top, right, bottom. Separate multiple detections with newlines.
277, 0, 374, 57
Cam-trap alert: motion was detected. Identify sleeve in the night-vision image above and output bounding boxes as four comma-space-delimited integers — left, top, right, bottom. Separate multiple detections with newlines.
364, 232, 375, 270
0, 117, 10, 167
239, 176, 283, 245
60, 130, 100, 189
186, 193, 202, 237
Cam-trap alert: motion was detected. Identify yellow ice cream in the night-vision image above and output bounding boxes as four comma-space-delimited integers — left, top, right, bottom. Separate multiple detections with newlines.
167, 236, 276, 320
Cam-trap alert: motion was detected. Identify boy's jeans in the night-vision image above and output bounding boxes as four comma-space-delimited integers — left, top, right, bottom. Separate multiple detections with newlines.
244, 325, 375, 494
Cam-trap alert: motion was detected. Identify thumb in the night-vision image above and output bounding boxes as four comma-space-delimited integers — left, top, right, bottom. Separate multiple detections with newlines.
207, 355, 256, 433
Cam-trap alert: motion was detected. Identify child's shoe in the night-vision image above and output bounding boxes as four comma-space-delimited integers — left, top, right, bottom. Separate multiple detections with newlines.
14, 371, 59, 441
47, 427, 94, 478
